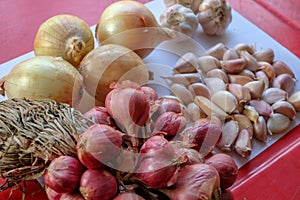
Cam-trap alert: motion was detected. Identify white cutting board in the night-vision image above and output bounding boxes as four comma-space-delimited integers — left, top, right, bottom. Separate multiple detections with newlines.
1, 0, 300, 168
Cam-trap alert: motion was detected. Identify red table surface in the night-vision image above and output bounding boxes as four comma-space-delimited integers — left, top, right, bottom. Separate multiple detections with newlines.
0, 0, 299, 199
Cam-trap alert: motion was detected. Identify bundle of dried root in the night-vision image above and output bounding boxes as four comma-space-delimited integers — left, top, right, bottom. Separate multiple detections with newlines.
0, 98, 91, 191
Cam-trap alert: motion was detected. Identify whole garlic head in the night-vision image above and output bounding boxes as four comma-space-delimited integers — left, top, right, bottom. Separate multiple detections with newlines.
160, 4, 198, 41
164, 0, 204, 14
197, 0, 232, 35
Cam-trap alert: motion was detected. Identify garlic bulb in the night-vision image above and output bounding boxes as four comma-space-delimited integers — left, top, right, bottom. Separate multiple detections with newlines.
160, 4, 198, 41
197, 0, 232, 35
164, 0, 204, 14
34, 14, 94, 68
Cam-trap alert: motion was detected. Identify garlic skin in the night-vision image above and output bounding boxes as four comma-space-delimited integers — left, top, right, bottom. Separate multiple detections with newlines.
164, 0, 204, 14
197, 0, 232, 35
34, 14, 94, 68
160, 4, 198, 41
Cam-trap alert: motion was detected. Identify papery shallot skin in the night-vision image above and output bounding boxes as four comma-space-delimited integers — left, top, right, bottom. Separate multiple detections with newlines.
79, 168, 118, 200
44, 156, 85, 194
45, 186, 62, 200
135, 136, 178, 189
170, 141, 203, 165
105, 81, 150, 134
60, 192, 85, 200
76, 124, 122, 169
164, 163, 221, 200
182, 117, 222, 156
113, 192, 145, 200
83, 106, 116, 128
205, 153, 238, 190
153, 111, 187, 138
156, 98, 183, 115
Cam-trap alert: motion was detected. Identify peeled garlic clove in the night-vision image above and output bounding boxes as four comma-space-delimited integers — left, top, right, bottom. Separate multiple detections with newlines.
255, 70, 270, 90
249, 99, 273, 117
205, 77, 226, 95
228, 74, 253, 85
227, 83, 251, 105
272, 60, 295, 78
171, 83, 194, 105
206, 68, 229, 83
244, 80, 265, 99
194, 96, 229, 120
237, 69, 256, 79
221, 58, 246, 74
188, 83, 211, 99
205, 42, 228, 60
173, 52, 198, 74
271, 100, 296, 120
234, 128, 252, 158
272, 73, 295, 94
253, 116, 267, 143
267, 113, 291, 135
217, 120, 239, 152
161, 73, 203, 87
253, 48, 274, 64
243, 105, 259, 122
262, 87, 288, 104
232, 114, 253, 139
258, 61, 275, 82
288, 90, 300, 111
197, 55, 221, 74
234, 43, 255, 55
240, 50, 259, 72
211, 91, 238, 114
187, 102, 207, 121
223, 48, 239, 61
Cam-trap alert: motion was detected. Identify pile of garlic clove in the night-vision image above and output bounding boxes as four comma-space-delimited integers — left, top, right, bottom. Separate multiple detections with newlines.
161, 42, 300, 157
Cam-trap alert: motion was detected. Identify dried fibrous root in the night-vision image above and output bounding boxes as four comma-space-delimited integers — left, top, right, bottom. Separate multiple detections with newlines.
0, 98, 91, 192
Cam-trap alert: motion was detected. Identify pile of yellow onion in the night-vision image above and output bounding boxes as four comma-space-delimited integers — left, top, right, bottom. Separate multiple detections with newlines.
0, 0, 173, 108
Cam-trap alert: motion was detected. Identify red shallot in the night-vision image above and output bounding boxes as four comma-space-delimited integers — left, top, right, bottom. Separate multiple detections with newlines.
182, 117, 222, 156
60, 192, 85, 200
156, 98, 183, 115
45, 186, 62, 200
44, 156, 85, 193
83, 106, 116, 128
79, 168, 118, 200
170, 141, 203, 165
153, 111, 187, 138
134, 136, 178, 189
105, 81, 150, 135
113, 192, 145, 200
76, 124, 122, 169
163, 163, 221, 200
205, 153, 238, 190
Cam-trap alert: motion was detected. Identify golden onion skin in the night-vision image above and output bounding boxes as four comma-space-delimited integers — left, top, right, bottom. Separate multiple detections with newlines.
79, 44, 149, 105
1, 56, 83, 106
95, 0, 173, 58
34, 14, 94, 68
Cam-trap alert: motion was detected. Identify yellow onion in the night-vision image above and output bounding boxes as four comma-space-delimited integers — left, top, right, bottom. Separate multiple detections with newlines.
0, 56, 83, 106
34, 14, 94, 68
95, 0, 174, 58
79, 44, 149, 105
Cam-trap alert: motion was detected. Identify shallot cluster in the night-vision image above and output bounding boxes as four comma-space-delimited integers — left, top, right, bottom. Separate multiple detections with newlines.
44, 80, 238, 199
